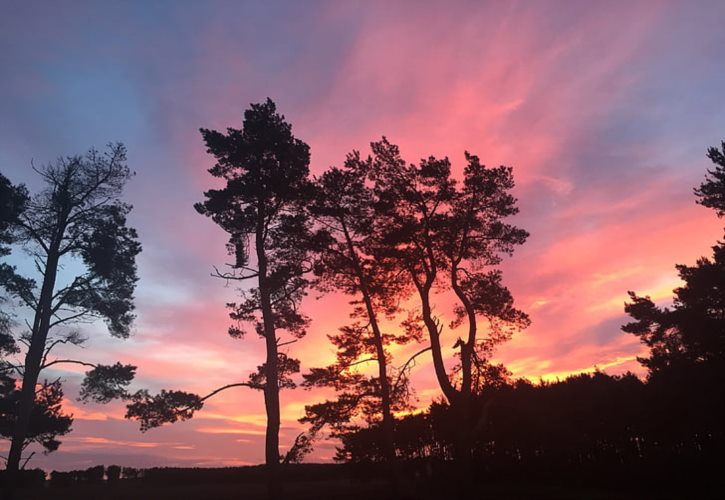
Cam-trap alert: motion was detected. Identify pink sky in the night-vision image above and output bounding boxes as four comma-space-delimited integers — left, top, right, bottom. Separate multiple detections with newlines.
1, 0, 724, 470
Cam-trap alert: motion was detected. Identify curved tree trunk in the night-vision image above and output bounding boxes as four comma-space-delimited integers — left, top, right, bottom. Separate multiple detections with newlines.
362, 291, 398, 497
451, 263, 477, 470
415, 278, 456, 404
341, 226, 397, 463
339, 222, 398, 495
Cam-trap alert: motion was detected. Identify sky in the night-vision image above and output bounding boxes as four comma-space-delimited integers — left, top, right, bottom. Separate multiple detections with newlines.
1, 0, 724, 471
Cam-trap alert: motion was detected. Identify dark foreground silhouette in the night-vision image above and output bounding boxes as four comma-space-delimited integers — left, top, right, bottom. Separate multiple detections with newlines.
3, 460, 723, 500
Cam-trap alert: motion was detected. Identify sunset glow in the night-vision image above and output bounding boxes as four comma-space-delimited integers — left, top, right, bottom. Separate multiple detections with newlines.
1, 0, 724, 472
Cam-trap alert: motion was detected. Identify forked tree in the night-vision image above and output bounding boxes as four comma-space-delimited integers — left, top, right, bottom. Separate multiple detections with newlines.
368, 139, 529, 467
125, 99, 313, 498
0, 147, 141, 497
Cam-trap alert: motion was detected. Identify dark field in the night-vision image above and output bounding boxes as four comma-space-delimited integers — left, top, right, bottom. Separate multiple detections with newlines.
12, 478, 723, 500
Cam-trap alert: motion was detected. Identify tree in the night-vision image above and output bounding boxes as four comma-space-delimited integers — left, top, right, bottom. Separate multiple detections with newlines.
622, 248, 725, 377
367, 139, 529, 469
0, 145, 140, 495
300, 156, 418, 485
624, 140, 725, 377
106, 464, 121, 482
125, 99, 313, 499
622, 141, 725, 461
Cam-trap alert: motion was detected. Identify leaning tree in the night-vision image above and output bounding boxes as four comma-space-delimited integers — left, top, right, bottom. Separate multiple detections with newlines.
300, 154, 419, 483
0, 146, 141, 494
125, 99, 313, 498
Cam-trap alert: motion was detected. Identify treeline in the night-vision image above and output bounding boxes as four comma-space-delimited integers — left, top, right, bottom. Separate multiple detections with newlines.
340, 370, 723, 483
48, 465, 140, 485
0, 465, 139, 487
0, 463, 409, 487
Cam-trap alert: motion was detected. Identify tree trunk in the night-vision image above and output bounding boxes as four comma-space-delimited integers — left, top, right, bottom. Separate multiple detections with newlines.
256, 212, 281, 500
451, 262, 478, 488
452, 394, 474, 495
360, 282, 398, 495
413, 268, 476, 490
340, 225, 397, 468
416, 281, 456, 403
450, 264, 476, 469
4, 245, 61, 499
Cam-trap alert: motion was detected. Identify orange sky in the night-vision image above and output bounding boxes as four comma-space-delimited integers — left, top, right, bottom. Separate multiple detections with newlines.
1, 0, 724, 470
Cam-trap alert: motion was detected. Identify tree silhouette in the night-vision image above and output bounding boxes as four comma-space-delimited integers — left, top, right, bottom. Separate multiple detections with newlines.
624, 141, 725, 377
0, 377, 73, 463
367, 139, 529, 468
623, 247, 725, 376
0, 311, 72, 468
0, 146, 140, 496
620, 141, 725, 488
300, 155, 417, 489
0, 172, 27, 360
125, 99, 313, 498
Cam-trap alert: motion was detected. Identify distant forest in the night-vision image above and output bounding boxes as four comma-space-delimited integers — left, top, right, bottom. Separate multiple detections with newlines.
1, 100, 723, 498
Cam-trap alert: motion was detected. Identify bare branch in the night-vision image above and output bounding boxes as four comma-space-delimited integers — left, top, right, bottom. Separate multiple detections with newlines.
211, 265, 259, 281
0, 364, 24, 376
393, 346, 432, 392
41, 333, 86, 368
344, 357, 378, 370
20, 452, 35, 470
41, 359, 97, 371
49, 310, 94, 329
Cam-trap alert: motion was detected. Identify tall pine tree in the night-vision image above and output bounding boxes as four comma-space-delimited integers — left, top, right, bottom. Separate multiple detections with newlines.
126, 100, 312, 499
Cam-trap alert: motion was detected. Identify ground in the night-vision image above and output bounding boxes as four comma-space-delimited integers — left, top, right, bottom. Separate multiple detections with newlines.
13, 478, 720, 500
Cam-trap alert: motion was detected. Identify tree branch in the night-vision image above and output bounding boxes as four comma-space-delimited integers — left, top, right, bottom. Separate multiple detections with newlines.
41, 334, 85, 368
211, 265, 258, 281
20, 452, 35, 470
344, 357, 378, 369
197, 382, 262, 403
393, 346, 432, 392
49, 310, 94, 329
41, 359, 97, 371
